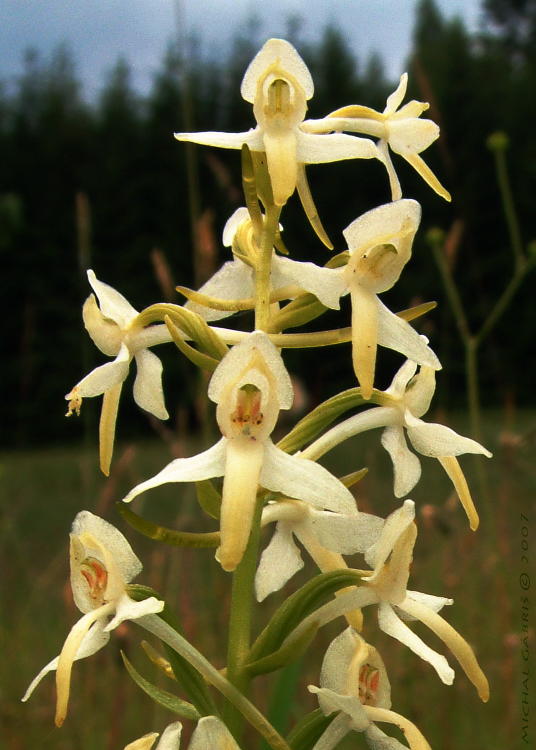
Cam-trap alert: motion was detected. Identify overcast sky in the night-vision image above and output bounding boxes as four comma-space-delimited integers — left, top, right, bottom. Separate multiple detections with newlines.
1, 0, 484, 100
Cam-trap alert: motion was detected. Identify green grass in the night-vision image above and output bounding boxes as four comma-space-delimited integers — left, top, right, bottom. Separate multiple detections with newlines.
1, 409, 534, 749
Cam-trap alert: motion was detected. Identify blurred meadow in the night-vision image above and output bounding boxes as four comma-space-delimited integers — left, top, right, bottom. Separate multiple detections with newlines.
1, 0, 536, 748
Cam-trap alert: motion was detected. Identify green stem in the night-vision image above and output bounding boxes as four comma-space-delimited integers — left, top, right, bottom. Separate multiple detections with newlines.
430, 234, 472, 343
255, 205, 281, 331
222, 494, 265, 740
465, 339, 481, 445
494, 147, 524, 265
475, 260, 533, 346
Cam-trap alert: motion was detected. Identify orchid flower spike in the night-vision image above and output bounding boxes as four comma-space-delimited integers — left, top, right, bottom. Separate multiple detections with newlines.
22, 511, 164, 727
302, 72, 450, 202
184, 207, 346, 322
122, 331, 358, 572
124, 718, 240, 750
174, 39, 377, 207
300, 500, 489, 701
303, 359, 491, 530
66, 270, 171, 475
309, 627, 433, 750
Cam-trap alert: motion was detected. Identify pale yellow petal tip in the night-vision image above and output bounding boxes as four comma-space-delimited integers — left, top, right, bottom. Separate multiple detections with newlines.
479, 679, 490, 702
215, 546, 240, 573
469, 515, 480, 532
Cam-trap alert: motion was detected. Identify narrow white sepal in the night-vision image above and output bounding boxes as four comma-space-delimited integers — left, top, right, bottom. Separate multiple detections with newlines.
122, 438, 228, 503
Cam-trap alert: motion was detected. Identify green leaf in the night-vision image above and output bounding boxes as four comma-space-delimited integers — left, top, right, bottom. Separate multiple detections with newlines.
286, 709, 339, 750
164, 644, 220, 718
247, 570, 363, 666
121, 651, 200, 720
117, 502, 220, 548
245, 622, 318, 677
196, 479, 222, 520
126, 584, 220, 717
277, 389, 366, 455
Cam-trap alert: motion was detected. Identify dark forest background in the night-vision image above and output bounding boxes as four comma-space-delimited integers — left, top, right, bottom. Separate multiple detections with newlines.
1, 0, 536, 449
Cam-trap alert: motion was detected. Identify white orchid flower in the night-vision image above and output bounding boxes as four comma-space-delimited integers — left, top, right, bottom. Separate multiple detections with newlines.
122, 331, 358, 572
22, 511, 164, 727
184, 208, 346, 322
255, 499, 383, 602
339, 199, 440, 398
309, 627, 433, 750
124, 717, 240, 750
302, 359, 491, 529
299, 500, 489, 700
303, 73, 450, 202
66, 270, 171, 475
175, 39, 377, 206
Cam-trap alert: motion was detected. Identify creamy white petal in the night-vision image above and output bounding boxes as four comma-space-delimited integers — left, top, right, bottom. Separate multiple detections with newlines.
105, 593, 164, 632
174, 128, 264, 151
261, 442, 357, 514
223, 208, 250, 246
301, 406, 399, 463
377, 301, 441, 369
377, 601, 455, 685
297, 132, 378, 163
133, 349, 169, 420
406, 589, 453, 614
71, 510, 143, 596
403, 367, 436, 418
87, 270, 138, 328
190, 716, 241, 750
156, 723, 182, 750
405, 411, 492, 458
310, 688, 370, 732
387, 118, 439, 155
342, 200, 421, 254
271, 256, 347, 310
122, 438, 228, 503
184, 259, 255, 322
255, 522, 304, 601
385, 360, 418, 399
22, 620, 110, 702
241, 38, 314, 102
68, 343, 131, 399
381, 425, 422, 497
384, 74, 408, 115
310, 510, 384, 555
364, 500, 415, 573
208, 331, 294, 409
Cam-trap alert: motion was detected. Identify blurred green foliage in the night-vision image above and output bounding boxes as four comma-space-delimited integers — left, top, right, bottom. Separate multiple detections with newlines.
1, 0, 535, 448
